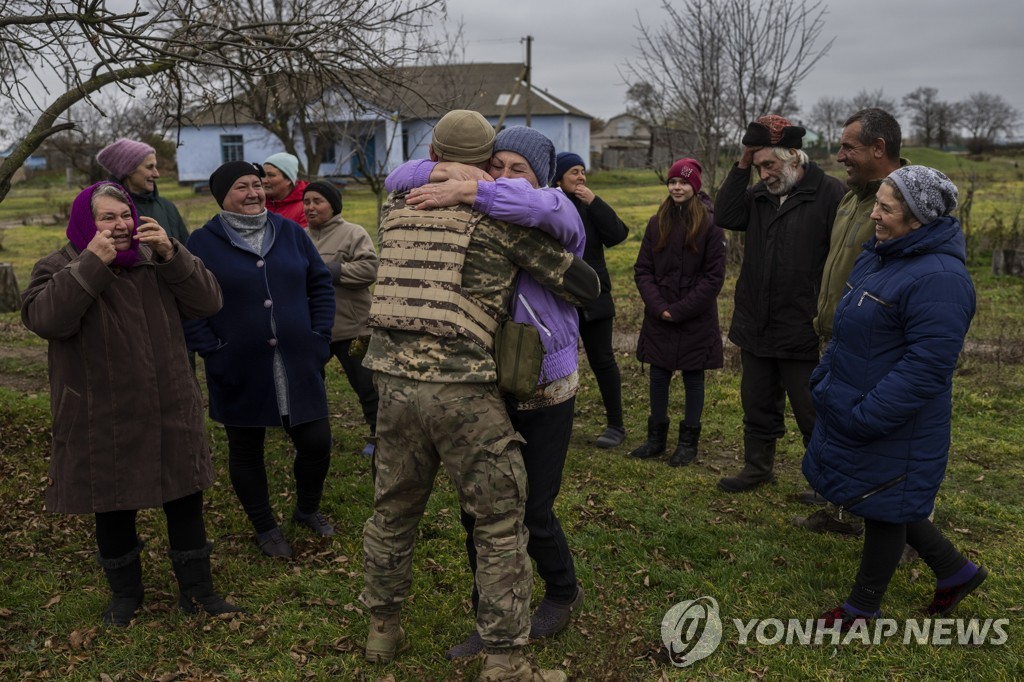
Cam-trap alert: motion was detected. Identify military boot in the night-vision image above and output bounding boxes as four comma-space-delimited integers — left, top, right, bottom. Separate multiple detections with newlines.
717, 436, 777, 492
97, 540, 145, 626
478, 649, 567, 682
365, 611, 409, 663
668, 423, 701, 467
628, 417, 669, 459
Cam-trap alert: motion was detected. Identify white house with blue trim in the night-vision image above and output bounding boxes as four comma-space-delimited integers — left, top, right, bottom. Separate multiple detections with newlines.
175, 63, 592, 185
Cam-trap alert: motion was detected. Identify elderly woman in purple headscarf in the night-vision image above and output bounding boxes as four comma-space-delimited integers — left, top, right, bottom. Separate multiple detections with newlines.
21, 182, 240, 626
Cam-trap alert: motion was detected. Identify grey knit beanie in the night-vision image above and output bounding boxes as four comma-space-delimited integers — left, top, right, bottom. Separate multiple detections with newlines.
887, 166, 958, 225
493, 126, 556, 185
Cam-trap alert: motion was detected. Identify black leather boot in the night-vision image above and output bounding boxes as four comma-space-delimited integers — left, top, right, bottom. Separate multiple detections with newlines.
97, 540, 145, 626
629, 417, 669, 459
717, 436, 777, 491
168, 543, 244, 616
669, 423, 701, 467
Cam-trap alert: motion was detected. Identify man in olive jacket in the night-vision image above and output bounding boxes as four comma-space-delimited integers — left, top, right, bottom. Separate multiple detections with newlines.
715, 115, 845, 493
795, 107, 906, 533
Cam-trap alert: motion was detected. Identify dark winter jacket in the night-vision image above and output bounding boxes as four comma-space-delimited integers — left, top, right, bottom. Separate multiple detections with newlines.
634, 193, 726, 370
567, 193, 628, 322
802, 216, 976, 523
715, 161, 845, 360
122, 180, 190, 244
22, 239, 222, 514
184, 211, 334, 427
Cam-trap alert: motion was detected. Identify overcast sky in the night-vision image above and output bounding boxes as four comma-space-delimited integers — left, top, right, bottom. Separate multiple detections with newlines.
441, 0, 1024, 138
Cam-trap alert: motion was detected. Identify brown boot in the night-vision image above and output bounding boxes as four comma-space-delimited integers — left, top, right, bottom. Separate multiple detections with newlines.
717, 436, 777, 492
365, 611, 408, 663
478, 649, 566, 682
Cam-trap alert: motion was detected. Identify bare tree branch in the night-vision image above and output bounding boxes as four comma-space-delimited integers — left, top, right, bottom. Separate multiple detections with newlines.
623, 0, 832, 190
0, 0, 446, 202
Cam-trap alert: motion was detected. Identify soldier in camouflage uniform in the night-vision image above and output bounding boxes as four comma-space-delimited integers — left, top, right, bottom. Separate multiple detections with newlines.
360, 110, 599, 682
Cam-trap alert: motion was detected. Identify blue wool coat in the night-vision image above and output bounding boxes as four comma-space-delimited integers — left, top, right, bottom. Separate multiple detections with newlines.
184, 212, 334, 427
802, 216, 975, 522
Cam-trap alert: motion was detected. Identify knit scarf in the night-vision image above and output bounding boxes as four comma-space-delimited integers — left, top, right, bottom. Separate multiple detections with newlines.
220, 209, 270, 253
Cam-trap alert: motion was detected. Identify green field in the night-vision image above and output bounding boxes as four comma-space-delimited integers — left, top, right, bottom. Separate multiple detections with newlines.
1, 150, 1022, 680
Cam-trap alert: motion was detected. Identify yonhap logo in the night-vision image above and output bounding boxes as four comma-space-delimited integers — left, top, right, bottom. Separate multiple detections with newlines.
660, 596, 723, 667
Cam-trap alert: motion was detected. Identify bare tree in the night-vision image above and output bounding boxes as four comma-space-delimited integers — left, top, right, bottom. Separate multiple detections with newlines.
849, 88, 898, 114
42, 94, 162, 183
624, 0, 833, 190
807, 96, 850, 154
902, 87, 940, 147
0, 0, 444, 203
624, 81, 699, 177
959, 91, 1019, 154
934, 100, 962, 151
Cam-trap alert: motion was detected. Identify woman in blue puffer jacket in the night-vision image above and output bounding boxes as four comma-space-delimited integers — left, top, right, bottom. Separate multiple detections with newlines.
802, 166, 986, 629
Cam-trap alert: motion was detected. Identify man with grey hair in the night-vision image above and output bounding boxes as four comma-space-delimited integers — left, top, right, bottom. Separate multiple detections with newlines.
715, 114, 846, 493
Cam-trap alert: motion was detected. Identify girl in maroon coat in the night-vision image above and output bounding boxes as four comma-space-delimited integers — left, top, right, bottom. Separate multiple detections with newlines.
631, 159, 727, 466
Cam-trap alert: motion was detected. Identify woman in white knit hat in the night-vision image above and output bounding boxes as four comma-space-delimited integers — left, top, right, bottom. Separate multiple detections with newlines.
263, 152, 309, 227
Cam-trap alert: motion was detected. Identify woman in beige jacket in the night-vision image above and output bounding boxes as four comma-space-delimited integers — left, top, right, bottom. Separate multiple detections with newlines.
303, 182, 380, 455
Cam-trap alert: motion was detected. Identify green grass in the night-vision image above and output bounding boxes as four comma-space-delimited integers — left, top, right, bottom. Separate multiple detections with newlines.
2, 155, 1024, 680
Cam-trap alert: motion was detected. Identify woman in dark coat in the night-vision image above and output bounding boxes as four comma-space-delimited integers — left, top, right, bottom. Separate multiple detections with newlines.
184, 161, 335, 559
22, 182, 239, 626
553, 152, 630, 448
803, 166, 985, 628
631, 159, 726, 466
96, 138, 189, 243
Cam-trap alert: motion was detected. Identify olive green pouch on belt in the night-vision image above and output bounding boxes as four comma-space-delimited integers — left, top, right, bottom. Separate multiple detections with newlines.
494, 319, 543, 401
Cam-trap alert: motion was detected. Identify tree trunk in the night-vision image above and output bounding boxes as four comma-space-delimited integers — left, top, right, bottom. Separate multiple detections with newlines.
0, 263, 21, 313
992, 250, 1024, 278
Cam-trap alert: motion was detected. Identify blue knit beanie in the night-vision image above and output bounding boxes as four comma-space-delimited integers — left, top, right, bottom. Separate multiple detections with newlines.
493, 127, 556, 186
552, 152, 586, 187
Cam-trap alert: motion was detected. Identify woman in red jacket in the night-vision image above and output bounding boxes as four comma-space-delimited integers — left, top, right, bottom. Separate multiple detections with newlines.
631, 159, 726, 466
263, 152, 309, 227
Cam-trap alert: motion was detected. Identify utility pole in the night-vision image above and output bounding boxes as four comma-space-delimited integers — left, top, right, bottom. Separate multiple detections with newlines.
523, 35, 532, 128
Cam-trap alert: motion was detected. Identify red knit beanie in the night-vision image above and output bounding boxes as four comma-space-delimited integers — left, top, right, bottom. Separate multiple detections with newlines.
668, 158, 703, 194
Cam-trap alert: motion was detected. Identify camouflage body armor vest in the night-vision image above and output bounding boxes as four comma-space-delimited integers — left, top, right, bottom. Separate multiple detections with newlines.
369, 200, 501, 350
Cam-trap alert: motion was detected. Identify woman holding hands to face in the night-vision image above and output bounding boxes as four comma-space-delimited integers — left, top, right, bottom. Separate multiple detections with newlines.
22, 182, 239, 626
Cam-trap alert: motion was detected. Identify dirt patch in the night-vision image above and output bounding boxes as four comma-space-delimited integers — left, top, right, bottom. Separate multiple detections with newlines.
0, 344, 48, 395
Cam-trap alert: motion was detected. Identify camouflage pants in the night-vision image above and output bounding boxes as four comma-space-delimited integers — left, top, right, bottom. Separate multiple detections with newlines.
361, 373, 532, 649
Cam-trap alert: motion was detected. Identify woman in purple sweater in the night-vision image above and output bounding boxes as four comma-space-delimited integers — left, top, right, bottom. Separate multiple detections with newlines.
385, 125, 587, 657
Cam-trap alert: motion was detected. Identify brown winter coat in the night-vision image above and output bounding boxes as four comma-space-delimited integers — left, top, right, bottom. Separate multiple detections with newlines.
21, 241, 223, 514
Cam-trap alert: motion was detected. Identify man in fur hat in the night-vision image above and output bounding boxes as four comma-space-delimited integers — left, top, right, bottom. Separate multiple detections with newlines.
715, 115, 845, 493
